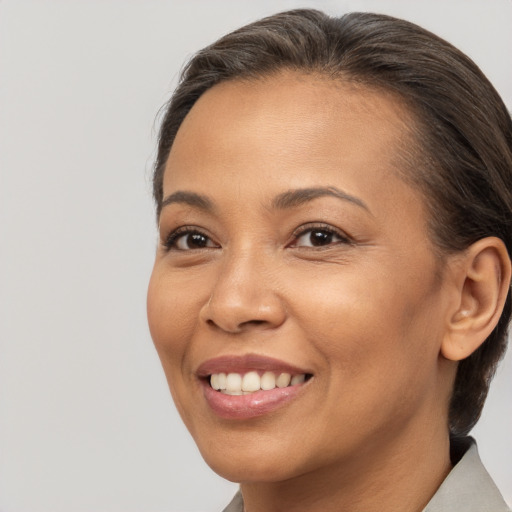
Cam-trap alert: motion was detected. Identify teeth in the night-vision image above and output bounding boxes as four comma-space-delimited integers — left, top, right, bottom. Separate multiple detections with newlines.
209, 371, 308, 394
226, 373, 242, 392
211, 373, 220, 390
242, 371, 260, 392
260, 371, 276, 390
291, 374, 305, 385
217, 372, 227, 390
276, 373, 291, 388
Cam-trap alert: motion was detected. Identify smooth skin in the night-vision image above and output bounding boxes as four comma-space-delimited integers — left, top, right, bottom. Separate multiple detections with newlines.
147, 72, 511, 512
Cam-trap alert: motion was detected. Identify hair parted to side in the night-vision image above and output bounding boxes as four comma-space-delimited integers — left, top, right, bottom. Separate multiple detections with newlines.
153, 9, 512, 436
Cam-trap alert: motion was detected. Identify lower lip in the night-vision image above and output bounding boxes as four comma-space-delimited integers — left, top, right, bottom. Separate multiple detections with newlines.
202, 381, 306, 420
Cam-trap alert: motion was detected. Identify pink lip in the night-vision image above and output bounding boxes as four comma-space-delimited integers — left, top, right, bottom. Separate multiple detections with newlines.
202, 381, 306, 420
196, 354, 312, 420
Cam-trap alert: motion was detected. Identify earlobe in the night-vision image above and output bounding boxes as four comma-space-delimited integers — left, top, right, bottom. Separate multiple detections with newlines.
441, 237, 511, 362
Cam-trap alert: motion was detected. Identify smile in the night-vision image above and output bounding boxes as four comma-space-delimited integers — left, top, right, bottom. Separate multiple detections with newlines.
210, 371, 308, 395
197, 355, 313, 419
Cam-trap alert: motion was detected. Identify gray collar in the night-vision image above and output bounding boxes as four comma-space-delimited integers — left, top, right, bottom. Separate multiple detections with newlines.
423, 437, 510, 511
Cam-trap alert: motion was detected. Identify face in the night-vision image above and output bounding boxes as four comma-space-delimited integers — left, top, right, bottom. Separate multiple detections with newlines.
147, 73, 456, 483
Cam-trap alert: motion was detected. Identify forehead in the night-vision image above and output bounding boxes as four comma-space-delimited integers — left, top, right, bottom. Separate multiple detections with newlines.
163, 71, 417, 201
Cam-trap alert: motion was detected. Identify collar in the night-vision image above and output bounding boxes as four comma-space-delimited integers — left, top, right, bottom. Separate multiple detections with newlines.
423, 436, 510, 511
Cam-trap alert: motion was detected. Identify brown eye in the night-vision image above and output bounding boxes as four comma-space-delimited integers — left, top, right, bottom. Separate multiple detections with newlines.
167, 231, 218, 250
293, 227, 348, 248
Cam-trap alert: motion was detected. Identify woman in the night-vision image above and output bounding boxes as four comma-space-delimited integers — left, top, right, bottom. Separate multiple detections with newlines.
147, 10, 512, 512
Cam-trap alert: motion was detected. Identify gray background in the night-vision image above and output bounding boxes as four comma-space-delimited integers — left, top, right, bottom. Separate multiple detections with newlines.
0, 1, 510, 511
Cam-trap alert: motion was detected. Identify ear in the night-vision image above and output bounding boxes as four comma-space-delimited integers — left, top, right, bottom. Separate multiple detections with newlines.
441, 237, 511, 361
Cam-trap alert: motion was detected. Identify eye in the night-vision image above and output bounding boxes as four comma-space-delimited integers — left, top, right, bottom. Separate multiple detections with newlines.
291, 225, 350, 248
164, 229, 218, 251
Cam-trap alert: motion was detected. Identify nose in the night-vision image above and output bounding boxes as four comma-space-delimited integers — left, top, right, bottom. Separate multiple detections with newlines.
199, 251, 286, 334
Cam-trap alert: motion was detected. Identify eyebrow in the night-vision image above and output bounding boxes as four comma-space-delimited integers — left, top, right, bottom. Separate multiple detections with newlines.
160, 186, 370, 215
161, 191, 214, 212
271, 186, 370, 212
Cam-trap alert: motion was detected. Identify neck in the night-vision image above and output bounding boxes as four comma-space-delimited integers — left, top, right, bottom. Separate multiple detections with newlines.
239, 423, 452, 512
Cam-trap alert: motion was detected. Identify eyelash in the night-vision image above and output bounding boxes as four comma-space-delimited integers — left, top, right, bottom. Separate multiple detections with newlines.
162, 223, 352, 252
163, 227, 217, 251
289, 223, 352, 248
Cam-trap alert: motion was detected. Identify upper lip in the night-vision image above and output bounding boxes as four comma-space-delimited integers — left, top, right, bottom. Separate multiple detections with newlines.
196, 353, 311, 378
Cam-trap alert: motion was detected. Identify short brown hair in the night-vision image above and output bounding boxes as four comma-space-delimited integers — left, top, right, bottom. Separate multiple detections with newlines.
153, 9, 512, 436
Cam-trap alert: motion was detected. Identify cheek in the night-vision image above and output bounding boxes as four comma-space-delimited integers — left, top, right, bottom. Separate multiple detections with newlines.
147, 267, 199, 366
288, 261, 442, 378
147, 267, 203, 423
292, 271, 444, 445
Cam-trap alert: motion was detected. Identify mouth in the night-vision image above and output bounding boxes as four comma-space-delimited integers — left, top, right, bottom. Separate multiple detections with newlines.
197, 354, 313, 419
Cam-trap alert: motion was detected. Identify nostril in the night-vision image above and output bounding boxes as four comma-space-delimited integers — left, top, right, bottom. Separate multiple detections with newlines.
205, 317, 270, 332
239, 319, 269, 330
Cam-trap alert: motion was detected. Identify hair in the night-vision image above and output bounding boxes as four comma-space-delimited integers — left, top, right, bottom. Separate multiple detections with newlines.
153, 9, 512, 436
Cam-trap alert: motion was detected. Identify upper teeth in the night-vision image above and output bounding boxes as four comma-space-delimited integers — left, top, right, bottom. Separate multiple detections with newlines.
210, 371, 306, 395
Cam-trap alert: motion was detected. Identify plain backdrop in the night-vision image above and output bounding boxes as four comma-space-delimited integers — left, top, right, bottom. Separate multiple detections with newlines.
0, 1, 511, 511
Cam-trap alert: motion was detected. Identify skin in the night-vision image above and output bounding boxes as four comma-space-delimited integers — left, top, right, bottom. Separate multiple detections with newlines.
147, 72, 503, 512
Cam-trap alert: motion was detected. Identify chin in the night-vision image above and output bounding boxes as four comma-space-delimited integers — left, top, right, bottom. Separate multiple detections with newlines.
194, 432, 304, 484
205, 456, 294, 484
